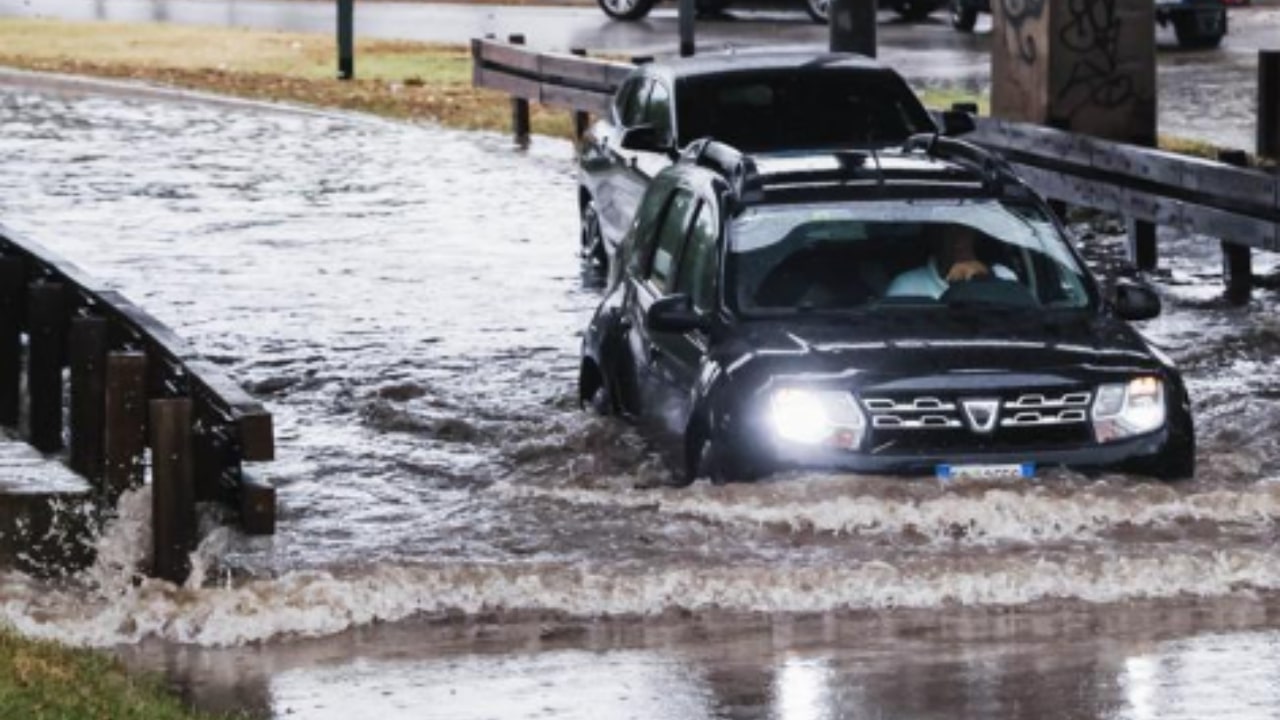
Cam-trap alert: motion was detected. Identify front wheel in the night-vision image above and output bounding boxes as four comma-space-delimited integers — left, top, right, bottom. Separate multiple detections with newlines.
597, 0, 657, 21
896, 0, 937, 20
950, 0, 978, 30
803, 0, 830, 24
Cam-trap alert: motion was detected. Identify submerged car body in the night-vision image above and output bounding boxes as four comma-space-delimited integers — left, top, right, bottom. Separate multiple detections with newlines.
578, 138, 1195, 483
577, 51, 937, 271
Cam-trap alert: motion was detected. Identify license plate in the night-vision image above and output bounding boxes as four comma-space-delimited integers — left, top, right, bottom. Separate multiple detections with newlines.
936, 463, 1036, 482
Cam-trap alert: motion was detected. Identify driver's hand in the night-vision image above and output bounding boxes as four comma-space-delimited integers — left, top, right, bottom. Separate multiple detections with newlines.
946, 260, 990, 283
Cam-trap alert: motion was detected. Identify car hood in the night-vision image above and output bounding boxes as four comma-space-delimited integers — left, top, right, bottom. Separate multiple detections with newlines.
718, 311, 1169, 389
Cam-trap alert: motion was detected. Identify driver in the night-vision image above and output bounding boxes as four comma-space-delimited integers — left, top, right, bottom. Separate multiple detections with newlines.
886, 225, 1016, 299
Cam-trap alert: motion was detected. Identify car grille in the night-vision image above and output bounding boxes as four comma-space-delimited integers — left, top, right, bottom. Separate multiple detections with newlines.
860, 390, 1095, 453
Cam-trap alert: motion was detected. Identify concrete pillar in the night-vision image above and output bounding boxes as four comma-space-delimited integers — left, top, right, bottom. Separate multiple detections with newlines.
991, 0, 1156, 145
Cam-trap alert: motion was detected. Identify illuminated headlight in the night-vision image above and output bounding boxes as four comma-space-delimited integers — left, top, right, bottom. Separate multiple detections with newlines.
1092, 377, 1166, 443
768, 388, 866, 450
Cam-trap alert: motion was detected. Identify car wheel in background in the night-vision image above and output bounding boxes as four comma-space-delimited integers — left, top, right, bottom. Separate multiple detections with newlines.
597, 0, 658, 21
950, 0, 978, 30
895, 0, 937, 20
580, 200, 608, 271
1173, 11, 1225, 49
696, 0, 734, 15
803, 0, 831, 24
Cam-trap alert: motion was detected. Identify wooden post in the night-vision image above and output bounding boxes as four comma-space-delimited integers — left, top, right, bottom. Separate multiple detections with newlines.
104, 351, 148, 501
26, 282, 66, 453
68, 316, 109, 482
337, 0, 354, 80
0, 256, 22, 428
150, 397, 195, 584
570, 49, 591, 142
679, 0, 696, 57
509, 34, 531, 147
1259, 51, 1280, 161
240, 471, 276, 536
829, 0, 876, 57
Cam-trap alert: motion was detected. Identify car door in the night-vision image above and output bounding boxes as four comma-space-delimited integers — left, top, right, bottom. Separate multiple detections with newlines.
612, 79, 677, 250
592, 77, 652, 250
625, 185, 698, 438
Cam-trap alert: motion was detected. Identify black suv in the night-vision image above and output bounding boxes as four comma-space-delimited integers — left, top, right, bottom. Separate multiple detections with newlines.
578, 52, 942, 272
578, 136, 1195, 484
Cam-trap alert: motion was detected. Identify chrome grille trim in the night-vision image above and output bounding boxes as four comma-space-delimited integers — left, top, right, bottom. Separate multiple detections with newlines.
862, 397, 956, 413
861, 390, 1093, 432
1005, 392, 1091, 410
1001, 409, 1088, 427
872, 415, 964, 429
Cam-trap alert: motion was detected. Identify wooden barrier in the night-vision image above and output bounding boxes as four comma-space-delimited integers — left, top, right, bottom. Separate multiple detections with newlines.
0, 223, 277, 583
473, 37, 1280, 297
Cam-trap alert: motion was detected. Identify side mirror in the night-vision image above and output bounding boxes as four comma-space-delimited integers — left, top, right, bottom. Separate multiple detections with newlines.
620, 124, 674, 154
646, 294, 710, 334
1113, 280, 1161, 321
941, 109, 976, 137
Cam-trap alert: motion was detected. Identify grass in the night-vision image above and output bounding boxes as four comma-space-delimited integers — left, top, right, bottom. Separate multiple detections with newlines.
0, 627, 237, 720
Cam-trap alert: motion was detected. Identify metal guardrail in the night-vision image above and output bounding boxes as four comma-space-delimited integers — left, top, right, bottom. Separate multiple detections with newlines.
0, 222, 275, 583
472, 38, 1280, 295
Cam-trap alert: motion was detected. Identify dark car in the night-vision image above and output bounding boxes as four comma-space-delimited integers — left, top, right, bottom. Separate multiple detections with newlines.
578, 136, 1195, 484
578, 51, 940, 272
949, 0, 1226, 48
599, 0, 943, 24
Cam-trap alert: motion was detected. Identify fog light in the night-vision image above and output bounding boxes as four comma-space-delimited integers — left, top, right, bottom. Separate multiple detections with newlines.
768, 388, 865, 449
1092, 376, 1166, 443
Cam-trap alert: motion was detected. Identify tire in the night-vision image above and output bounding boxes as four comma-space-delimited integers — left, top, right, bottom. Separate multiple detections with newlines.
579, 200, 608, 271
950, 0, 977, 30
697, 0, 732, 15
1173, 12, 1225, 49
803, 0, 830, 24
597, 0, 657, 20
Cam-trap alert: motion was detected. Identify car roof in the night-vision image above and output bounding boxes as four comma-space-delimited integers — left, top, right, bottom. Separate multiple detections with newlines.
639, 50, 890, 83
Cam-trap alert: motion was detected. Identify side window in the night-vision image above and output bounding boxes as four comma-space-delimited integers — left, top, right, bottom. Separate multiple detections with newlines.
621, 79, 651, 128
644, 81, 673, 144
676, 202, 719, 312
649, 189, 696, 293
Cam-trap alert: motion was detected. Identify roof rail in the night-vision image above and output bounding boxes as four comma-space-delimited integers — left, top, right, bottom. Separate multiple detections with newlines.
681, 138, 763, 202
902, 133, 1022, 192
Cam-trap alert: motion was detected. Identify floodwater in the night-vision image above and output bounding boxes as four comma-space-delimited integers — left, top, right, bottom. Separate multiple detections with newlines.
2, 82, 1280, 717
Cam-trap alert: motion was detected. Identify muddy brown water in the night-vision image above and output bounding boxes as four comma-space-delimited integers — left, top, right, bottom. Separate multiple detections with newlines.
2, 82, 1280, 717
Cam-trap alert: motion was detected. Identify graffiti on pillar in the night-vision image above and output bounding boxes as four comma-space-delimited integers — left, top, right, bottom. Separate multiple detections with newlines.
1000, 0, 1047, 64
1057, 0, 1139, 117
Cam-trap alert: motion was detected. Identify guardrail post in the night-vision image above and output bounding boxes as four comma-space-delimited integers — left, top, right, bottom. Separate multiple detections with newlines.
509, 34, 531, 147
829, 0, 876, 57
679, 0, 696, 57
1127, 220, 1158, 272
0, 256, 21, 428
104, 351, 148, 501
26, 282, 66, 453
150, 397, 195, 583
337, 0, 354, 80
570, 48, 592, 142
240, 471, 276, 536
1260, 51, 1280, 161
1216, 149, 1253, 305
69, 316, 108, 482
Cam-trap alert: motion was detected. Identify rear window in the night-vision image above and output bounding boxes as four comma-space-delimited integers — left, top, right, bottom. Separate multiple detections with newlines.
676, 70, 932, 151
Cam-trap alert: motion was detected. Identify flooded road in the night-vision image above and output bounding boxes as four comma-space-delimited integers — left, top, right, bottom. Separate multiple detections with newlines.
2, 81, 1280, 717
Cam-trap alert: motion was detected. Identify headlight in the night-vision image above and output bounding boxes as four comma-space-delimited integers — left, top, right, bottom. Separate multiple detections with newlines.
768, 388, 866, 450
1092, 376, 1166, 443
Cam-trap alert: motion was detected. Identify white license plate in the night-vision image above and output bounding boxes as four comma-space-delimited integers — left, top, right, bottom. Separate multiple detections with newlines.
936, 463, 1036, 481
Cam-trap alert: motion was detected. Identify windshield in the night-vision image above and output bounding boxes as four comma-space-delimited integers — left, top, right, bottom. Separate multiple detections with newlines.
676, 71, 933, 151
728, 200, 1096, 315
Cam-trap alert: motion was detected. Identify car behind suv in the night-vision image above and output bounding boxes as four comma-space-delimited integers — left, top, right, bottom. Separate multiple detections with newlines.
579, 137, 1195, 484
949, 0, 1226, 48
599, 0, 944, 24
578, 51, 942, 273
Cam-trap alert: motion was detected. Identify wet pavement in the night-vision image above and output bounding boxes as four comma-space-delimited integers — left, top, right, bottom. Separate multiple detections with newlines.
1, 0, 1277, 150
2, 79, 1280, 717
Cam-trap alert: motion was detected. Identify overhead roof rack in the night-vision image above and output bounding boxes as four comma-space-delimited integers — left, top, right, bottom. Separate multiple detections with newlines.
681, 138, 764, 203
901, 133, 1024, 194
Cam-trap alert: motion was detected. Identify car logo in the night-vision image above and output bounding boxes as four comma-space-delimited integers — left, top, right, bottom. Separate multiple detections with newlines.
961, 399, 1000, 434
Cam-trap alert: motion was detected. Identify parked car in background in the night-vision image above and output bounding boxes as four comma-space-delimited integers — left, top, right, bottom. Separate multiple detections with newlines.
598, 0, 944, 24
577, 51, 953, 273
579, 137, 1195, 484
949, 0, 1227, 48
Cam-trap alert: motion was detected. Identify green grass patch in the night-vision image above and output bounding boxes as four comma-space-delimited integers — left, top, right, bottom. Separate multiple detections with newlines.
0, 627, 239, 719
